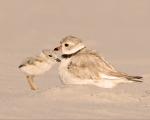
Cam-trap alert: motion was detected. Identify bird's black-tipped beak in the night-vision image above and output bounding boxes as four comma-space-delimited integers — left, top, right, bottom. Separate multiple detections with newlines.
55, 58, 61, 62
54, 46, 61, 51
54, 47, 59, 51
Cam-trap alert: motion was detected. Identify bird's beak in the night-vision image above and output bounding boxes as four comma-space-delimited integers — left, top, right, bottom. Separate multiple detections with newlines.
55, 58, 61, 62
54, 45, 62, 51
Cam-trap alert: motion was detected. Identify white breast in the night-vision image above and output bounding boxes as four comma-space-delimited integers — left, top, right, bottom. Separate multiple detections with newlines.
58, 58, 94, 85
58, 58, 73, 84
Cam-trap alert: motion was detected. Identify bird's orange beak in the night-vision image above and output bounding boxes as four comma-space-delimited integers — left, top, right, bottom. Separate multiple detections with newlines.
54, 45, 62, 51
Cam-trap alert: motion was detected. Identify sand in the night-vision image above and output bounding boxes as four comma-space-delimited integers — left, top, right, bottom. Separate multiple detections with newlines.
0, 0, 150, 119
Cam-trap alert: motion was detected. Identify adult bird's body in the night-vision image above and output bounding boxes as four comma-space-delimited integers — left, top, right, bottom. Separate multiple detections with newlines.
54, 36, 142, 88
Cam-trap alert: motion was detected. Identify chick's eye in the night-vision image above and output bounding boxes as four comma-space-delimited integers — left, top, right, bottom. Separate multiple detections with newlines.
65, 43, 69, 47
49, 55, 52, 57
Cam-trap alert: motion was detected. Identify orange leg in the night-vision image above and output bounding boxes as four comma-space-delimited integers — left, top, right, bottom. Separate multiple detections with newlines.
26, 75, 38, 90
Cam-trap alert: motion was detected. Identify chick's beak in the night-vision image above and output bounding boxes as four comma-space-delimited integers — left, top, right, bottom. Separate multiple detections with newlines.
54, 46, 62, 51
55, 58, 61, 62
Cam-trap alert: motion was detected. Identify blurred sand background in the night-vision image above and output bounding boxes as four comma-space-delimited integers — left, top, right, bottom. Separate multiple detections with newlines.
0, 0, 150, 119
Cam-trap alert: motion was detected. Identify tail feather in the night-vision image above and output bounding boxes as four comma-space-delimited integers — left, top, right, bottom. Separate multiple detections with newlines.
18, 64, 25, 68
126, 76, 143, 82
106, 71, 143, 82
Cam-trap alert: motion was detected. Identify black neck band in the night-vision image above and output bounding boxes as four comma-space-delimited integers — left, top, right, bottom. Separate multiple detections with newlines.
61, 47, 86, 59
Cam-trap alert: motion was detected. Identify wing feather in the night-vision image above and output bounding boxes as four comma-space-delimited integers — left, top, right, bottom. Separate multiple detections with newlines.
67, 49, 142, 82
68, 51, 121, 80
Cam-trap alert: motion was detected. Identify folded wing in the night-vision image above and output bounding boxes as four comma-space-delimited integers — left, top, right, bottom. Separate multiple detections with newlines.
68, 52, 142, 82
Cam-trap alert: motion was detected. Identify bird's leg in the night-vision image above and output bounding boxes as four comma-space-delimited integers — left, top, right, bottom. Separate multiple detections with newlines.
26, 75, 38, 90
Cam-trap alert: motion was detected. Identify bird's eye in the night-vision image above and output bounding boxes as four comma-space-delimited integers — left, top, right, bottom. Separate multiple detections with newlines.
49, 55, 52, 57
65, 43, 69, 47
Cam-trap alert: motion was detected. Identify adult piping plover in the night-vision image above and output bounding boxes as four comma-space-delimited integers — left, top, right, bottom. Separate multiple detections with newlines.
54, 36, 143, 88
18, 49, 61, 90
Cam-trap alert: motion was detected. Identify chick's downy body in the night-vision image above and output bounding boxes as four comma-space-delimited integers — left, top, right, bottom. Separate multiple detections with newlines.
19, 54, 55, 76
19, 49, 60, 90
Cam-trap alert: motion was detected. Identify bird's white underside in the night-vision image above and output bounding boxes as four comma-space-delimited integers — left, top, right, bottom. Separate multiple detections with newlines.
59, 58, 131, 88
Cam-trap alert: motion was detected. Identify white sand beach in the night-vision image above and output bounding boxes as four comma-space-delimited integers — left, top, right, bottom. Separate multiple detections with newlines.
0, 0, 150, 119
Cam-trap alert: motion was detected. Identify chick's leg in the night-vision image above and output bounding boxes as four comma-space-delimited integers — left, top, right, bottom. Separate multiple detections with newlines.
26, 75, 38, 90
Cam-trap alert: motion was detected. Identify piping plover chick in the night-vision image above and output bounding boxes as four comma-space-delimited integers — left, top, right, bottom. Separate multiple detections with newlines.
54, 36, 143, 88
18, 49, 61, 90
